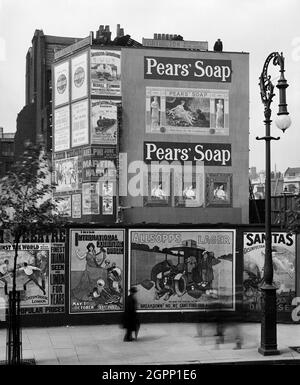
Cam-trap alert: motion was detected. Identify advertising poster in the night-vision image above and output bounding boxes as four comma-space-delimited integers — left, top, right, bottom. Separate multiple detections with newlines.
129, 229, 235, 311
54, 106, 70, 152
82, 182, 100, 215
0, 243, 65, 314
69, 228, 124, 313
55, 156, 79, 192
54, 61, 69, 107
56, 195, 71, 217
71, 52, 88, 101
206, 173, 233, 207
82, 155, 116, 182
91, 100, 118, 145
72, 194, 82, 219
174, 164, 205, 208
90, 50, 121, 96
71, 99, 89, 147
145, 87, 229, 135
243, 232, 296, 315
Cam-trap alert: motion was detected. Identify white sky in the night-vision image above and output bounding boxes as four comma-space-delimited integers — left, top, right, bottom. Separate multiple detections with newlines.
0, 0, 299, 173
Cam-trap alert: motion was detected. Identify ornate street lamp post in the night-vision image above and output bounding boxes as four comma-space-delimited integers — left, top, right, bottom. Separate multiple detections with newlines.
257, 52, 291, 355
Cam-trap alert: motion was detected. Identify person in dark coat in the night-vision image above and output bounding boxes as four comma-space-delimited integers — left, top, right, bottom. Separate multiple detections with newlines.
123, 286, 140, 341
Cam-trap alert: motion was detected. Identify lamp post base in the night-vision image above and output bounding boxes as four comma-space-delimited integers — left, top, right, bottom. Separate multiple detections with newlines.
258, 284, 280, 356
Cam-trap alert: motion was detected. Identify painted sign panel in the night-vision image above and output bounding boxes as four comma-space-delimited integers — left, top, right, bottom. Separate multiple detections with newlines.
71, 99, 89, 147
90, 50, 121, 96
54, 106, 70, 152
82, 156, 116, 182
144, 57, 232, 82
146, 87, 229, 135
243, 232, 296, 315
91, 100, 118, 145
54, 61, 69, 106
71, 52, 88, 101
0, 243, 65, 314
144, 142, 231, 166
82, 182, 99, 215
69, 228, 124, 313
72, 194, 82, 219
55, 156, 79, 192
129, 229, 235, 311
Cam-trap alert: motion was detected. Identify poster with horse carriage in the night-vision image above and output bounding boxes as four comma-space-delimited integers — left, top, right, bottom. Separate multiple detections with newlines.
129, 229, 235, 311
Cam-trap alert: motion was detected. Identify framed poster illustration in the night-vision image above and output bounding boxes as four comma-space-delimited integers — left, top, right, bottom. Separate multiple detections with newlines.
54, 61, 69, 107
71, 51, 88, 101
206, 173, 232, 207
71, 99, 89, 148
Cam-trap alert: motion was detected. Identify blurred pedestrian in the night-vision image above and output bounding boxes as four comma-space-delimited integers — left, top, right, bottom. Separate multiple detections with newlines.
123, 286, 140, 342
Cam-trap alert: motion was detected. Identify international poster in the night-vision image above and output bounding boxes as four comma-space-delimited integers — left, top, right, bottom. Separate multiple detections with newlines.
54, 60, 69, 107
69, 228, 124, 313
71, 99, 89, 147
55, 156, 79, 192
54, 106, 70, 152
0, 243, 65, 315
243, 232, 296, 315
71, 51, 88, 101
82, 182, 100, 215
90, 50, 121, 96
129, 229, 235, 311
90, 99, 118, 145
145, 87, 229, 135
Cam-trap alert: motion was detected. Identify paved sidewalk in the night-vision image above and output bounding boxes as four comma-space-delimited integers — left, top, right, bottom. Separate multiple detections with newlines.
0, 322, 299, 365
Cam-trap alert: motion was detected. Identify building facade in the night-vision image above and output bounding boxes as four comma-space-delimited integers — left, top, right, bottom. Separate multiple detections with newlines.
0, 127, 15, 178
52, 31, 249, 225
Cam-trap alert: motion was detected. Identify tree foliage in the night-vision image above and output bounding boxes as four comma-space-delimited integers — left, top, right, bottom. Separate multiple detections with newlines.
286, 195, 300, 233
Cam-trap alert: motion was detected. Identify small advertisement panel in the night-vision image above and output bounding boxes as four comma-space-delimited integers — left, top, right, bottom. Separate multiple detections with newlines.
146, 87, 229, 135
82, 156, 116, 182
129, 229, 235, 311
90, 50, 121, 96
54, 61, 69, 107
54, 106, 70, 152
243, 232, 296, 316
69, 228, 124, 313
82, 182, 100, 215
72, 194, 82, 219
0, 243, 65, 314
91, 99, 118, 145
71, 99, 89, 147
71, 51, 88, 101
55, 156, 79, 192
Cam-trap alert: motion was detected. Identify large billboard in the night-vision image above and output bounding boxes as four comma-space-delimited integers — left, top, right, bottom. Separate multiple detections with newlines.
54, 106, 70, 152
129, 229, 235, 311
54, 61, 69, 107
71, 51, 88, 101
243, 232, 296, 316
91, 99, 118, 145
90, 50, 121, 96
69, 228, 124, 313
0, 243, 65, 314
146, 87, 229, 135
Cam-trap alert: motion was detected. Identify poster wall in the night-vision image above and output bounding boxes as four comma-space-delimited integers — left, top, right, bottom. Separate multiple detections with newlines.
54, 61, 69, 107
243, 232, 296, 315
55, 156, 79, 192
69, 228, 124, 313
129, 229, 235, 311
54, 106, 70, 152
91, 100, 118, 145
82, 182, 100, 215
90, 50, 121, 96
71, 52, 88, 101
146, 87, 229, 135
71, 99, 89, 147
0, 243, 65, 314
